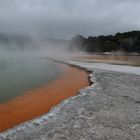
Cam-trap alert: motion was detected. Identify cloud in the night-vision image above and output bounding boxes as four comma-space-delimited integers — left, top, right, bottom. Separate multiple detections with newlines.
0, 0, 139, 39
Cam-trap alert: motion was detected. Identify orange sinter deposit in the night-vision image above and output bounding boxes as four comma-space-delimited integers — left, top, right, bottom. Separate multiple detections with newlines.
0, 63, 89, 132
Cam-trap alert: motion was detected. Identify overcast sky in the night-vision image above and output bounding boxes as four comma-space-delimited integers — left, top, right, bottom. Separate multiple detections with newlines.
0, 0, 139, 39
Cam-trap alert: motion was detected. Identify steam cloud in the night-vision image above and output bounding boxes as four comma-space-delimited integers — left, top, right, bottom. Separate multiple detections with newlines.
0, 0, 139, 39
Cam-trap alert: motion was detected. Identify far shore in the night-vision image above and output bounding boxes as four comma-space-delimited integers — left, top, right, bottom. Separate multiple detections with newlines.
70, 53, 140, 66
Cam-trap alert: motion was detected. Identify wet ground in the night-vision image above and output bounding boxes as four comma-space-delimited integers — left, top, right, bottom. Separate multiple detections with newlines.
71, 53, 140, 66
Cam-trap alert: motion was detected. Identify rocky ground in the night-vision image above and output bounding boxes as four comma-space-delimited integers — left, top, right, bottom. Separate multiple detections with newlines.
0, 61, 140, 140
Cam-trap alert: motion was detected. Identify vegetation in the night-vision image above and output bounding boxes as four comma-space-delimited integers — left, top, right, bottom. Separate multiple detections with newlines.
0, 31, 140, 53
70, 31, 140, 53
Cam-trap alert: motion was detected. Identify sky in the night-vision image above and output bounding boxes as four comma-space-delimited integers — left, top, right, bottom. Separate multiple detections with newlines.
0, 0, 139, 39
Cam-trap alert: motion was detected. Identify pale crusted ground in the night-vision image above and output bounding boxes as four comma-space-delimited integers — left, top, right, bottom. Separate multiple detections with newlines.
0, 61, 140, 140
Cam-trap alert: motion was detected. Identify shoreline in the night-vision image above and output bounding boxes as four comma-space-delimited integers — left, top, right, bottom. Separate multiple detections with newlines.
0, 62, 89, 132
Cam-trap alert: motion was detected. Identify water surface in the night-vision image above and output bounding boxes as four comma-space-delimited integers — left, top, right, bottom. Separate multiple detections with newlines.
0, 52, 61, 103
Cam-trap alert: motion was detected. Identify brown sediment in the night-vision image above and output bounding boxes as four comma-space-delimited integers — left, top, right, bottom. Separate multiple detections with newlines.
73, 54, 140, 65
0, 63, 89, 132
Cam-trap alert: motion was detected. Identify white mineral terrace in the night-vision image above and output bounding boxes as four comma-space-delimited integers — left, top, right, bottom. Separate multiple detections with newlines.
67, 61, 140, 76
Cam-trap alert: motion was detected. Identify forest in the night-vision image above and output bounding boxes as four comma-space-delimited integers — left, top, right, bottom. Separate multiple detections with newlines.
70, 31, 140, 53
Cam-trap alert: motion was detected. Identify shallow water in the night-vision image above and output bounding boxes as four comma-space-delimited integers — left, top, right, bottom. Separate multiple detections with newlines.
0, 53, 61, 103
74, 53, 140, 66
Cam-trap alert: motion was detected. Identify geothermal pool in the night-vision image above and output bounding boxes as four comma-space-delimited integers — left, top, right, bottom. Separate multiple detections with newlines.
0, 53, 89, 132
0, 54, 61, 103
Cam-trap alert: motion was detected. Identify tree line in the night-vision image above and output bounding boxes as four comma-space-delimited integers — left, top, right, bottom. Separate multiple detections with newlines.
70, 31, 140, 53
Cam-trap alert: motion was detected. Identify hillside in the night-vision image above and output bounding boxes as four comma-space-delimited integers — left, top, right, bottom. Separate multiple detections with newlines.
70, 31, 140, 53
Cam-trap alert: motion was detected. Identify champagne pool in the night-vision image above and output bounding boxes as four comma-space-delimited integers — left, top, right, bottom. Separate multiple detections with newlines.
0, 53, 61, 103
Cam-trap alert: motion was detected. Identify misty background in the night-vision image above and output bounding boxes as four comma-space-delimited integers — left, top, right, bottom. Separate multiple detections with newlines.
0, 0, 139, 39
0, 0, 139, 54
